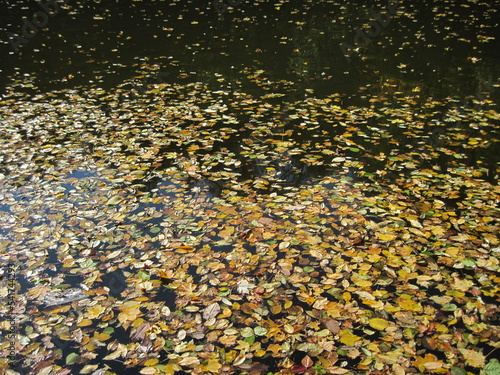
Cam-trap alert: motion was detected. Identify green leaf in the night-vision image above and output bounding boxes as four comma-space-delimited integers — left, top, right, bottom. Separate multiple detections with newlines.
462, 258, 476, 267
450, 367, 467, 375
244, 335, 255, 345
313, 364, 327, 374
150, 227, 161, 234
484, 359, 500, 375
442, 303, 457, 311
80, 259, 96, 268
254, 326, 268, 336
107, 195, 123, 205
66, 353, 80, 365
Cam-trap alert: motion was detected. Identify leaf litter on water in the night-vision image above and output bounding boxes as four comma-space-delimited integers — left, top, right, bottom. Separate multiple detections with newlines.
0, 72, 498, 375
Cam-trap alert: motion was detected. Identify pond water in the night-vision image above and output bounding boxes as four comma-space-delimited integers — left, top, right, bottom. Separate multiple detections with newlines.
1, 1, 499, 375
2, 1, 499, 100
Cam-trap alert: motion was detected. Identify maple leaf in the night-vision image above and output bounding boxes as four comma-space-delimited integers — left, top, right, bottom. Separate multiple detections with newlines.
236, 279, 255, 294
412, 354, 444, 372
459, 348, 485, 368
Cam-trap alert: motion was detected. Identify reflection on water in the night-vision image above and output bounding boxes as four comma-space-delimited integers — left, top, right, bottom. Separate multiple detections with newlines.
1, 0, 499, 105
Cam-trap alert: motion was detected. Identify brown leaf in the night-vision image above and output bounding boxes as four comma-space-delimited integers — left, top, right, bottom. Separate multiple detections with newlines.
301, 355, 314, 368
347, 349, 360, 359
203, 302, 221, 320
325, 319, 340, 334
130, 322, 150, 341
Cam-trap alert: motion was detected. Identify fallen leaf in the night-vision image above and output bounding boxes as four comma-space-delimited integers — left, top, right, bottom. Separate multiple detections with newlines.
369, 318, 390, 330
459, 348, 485, 368
203, 302, 221, 320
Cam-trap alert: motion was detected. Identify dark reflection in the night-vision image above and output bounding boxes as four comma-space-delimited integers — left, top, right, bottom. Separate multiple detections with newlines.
101, 269, 128, 298
1, 0, 498, 105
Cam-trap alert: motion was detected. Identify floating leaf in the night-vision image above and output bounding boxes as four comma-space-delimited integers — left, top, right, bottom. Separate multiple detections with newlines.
66, 353, 80, 365
369, 318, 389, 330
203, 302, 221, 320
339, 330, 362, 346
254, 326, 268, 336
107, 195, 123, 205
459, 348, 485, 368
484, 359, 500, 375
325, 319, 340, 334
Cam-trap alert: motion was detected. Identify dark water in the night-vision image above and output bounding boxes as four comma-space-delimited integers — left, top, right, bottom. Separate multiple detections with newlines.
1, 0, 499, 104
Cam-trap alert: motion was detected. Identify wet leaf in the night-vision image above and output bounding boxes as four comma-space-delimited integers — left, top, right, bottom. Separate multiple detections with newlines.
484, 359, 500, 375
203, 302, 221, 320
254, 326, 268, 336
369, 318, 390, 330
66, 353, 80, 365
107, 195, 123, 205
459, 348, 485, 368
339, 330, 362, 346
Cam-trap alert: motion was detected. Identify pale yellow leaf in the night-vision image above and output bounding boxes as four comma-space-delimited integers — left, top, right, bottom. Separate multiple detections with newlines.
459, 348, 485, 368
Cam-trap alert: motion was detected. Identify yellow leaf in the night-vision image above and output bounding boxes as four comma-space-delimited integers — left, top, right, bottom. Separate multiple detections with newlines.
339, 329, 362, 346
392, 364, 405, 375
199, 359, 222, 373
432, 226, 447, 236
94, 333, 111, 342
279, 241, 290, 250
397, 295, 423, 312
219, 226, 235, 237
459, 348, 485, 368
144, 358, 159, 366
369, 318, 389, 330
354, 279, 372, 287
178, 245, 196, 251
77, 318, 93, 327
343, 292, 351, 303
267, 344, 283, 356
378, 234, 396, 241
164, 360, 181, 375
87, 305, 106, 319
411, 353, 445, 372
255, 349, 266, 357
